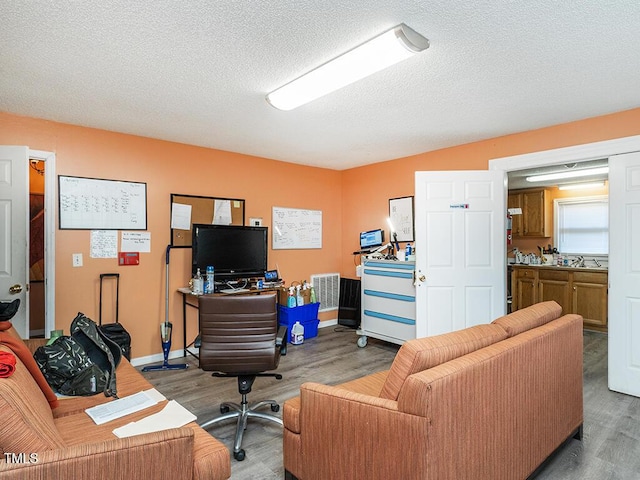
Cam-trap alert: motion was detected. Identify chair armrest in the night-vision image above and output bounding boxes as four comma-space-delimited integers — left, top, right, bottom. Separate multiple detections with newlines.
0, 427, 195, 480
276, 325, 288, 355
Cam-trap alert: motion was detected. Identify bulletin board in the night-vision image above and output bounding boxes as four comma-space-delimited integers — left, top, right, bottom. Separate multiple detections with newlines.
58, 175, 147, 230
170, 194, 245, 247
272, 206, 322, 250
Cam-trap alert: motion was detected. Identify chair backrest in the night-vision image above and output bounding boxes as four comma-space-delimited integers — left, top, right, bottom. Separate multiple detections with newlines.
198, 293, 280, 375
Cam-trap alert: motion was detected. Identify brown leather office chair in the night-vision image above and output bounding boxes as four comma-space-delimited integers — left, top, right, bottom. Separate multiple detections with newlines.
198, 292, 287, 461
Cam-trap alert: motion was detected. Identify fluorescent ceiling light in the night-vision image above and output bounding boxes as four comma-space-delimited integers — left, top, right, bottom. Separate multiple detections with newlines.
525, 166, 609, 183
266, 24, 429, 111
558, 182, 606, 191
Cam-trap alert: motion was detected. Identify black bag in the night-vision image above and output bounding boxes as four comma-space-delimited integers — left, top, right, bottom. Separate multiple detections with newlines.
34, 313, 122, 397
99, 273, 132, 360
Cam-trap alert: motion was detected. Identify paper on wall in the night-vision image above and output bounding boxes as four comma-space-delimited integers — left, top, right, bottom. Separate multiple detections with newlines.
213, 199, 232, 225
121, 231, 151, 253
90, 230, 118, 258
171, 202, 192, 230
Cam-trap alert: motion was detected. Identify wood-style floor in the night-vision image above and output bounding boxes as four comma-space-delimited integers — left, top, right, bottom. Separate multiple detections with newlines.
140, 326, 640, 480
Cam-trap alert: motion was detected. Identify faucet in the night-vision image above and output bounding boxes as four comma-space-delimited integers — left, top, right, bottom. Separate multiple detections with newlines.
593, 258, 602, 267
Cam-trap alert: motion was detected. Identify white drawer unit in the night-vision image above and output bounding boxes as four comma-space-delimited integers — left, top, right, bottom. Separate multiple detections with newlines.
358, 259, 416, 347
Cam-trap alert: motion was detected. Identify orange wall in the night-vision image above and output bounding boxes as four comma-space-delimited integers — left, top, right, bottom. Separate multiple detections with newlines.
0, 112, 342, 358
340, 108, 640, 276
4, 107, 640, 358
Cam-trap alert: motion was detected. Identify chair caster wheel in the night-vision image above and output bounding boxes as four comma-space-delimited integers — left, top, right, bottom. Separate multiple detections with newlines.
220, 405, 230, 414
357, 336, 367, 348
234, 449, 245, 461
271, 403, 280, 412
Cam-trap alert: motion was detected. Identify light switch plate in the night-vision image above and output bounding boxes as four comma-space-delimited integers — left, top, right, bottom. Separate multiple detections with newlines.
72, 253, 83, 267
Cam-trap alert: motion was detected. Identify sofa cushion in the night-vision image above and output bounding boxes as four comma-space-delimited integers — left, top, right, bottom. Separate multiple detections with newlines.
492, 301, 562, 337
0, 345, 65, 453
379, 324, 508, 400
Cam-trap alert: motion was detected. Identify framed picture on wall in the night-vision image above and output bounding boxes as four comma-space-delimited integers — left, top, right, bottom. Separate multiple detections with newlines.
389, 196, 414, 242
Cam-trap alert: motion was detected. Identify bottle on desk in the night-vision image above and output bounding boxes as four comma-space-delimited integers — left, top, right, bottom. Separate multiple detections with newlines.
192, 268, 203, 295
205, 265, 214, 294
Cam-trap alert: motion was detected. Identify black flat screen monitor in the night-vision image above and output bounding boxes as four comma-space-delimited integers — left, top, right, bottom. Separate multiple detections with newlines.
192, 224, 268, 282
360, 228, 384, 249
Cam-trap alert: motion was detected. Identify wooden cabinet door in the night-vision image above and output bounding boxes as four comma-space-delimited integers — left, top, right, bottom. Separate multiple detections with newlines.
572, 271, 608, 332
538, 269, 571, 315
514, 268, 537, 310
522, 189, 550, 237
508, 192, 523, 237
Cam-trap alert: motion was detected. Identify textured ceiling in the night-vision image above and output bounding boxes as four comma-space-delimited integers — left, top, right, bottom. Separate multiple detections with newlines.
1, 1, 639, 170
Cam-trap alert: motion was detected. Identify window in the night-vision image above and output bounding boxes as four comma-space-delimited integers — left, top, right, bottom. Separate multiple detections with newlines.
554, 196, 608, 255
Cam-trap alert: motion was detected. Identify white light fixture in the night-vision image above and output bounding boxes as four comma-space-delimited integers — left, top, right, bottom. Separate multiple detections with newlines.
558, 181, 606, 191
525, 166, 609, 183
266, 24, 429, 111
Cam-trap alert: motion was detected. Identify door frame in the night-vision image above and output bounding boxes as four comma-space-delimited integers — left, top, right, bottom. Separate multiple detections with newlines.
28, 149, 55, 337
489, 134, 640, 392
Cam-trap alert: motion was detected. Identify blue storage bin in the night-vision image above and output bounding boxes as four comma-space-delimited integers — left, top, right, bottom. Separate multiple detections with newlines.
278, 303, 320, 340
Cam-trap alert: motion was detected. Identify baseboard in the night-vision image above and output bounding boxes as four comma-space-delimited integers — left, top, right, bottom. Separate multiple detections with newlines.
319, 318, 338, 328
131, 348, 197, 368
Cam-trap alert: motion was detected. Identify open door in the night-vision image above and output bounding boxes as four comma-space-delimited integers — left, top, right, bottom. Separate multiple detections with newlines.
608, 151, 640, 397
0, 146, 29, 338
415, 170, 506, 337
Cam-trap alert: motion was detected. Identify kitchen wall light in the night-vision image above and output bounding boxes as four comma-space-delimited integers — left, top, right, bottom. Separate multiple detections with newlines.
266, 23, 429, 111
525, 166, 609, 183
558, 181, 606, 191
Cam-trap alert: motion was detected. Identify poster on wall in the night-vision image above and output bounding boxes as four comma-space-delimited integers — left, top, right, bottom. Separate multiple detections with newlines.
58, 175, 147, 230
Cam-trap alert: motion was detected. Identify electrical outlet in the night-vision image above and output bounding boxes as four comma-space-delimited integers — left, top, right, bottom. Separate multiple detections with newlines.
72, 253, 83, 267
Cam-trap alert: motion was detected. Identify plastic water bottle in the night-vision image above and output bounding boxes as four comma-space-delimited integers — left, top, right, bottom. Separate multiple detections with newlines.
193, 268, 203, 294
291, 321, 304, 345
405, 243, 412, 259
205, 266, 214, 294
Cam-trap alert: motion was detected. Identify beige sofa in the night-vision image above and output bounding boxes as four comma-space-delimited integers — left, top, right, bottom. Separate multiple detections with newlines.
0, 324, 231, 480
283, 301, 583, 480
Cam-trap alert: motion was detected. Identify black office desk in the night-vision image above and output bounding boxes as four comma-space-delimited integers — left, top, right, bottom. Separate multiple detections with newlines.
177, 287, 281, 360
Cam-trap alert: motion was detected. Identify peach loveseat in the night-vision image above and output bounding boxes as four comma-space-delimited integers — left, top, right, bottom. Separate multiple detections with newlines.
0, 325, 231, 480
283, 301, 583, 480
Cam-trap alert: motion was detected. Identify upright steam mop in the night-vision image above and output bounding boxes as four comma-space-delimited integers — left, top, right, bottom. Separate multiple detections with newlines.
142, 245, 188, 372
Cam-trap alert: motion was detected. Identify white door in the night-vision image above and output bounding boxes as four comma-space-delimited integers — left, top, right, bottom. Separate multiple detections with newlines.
415, 170, 506, 337
608, 152, 640, 397
0, 146, 29, 338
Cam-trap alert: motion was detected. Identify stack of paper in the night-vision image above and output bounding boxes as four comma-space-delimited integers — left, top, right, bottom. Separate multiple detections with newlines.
85, 389, 165, 425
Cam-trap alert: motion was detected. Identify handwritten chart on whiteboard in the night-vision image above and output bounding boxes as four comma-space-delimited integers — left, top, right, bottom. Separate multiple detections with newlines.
272, 207, 322, 249
59, 176, 147, 230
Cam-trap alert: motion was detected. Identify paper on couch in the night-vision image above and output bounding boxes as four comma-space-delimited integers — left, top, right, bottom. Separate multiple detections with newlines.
112, 400, 196, 438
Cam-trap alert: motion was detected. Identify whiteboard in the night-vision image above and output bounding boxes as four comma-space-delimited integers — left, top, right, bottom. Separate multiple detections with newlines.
59, 175, 147, 230
272, 207, 322, 249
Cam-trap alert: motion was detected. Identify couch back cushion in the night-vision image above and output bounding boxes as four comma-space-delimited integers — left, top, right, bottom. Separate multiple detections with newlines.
379, 324, 508, 400
492, 301, 562, 337
0, 345, 65, 454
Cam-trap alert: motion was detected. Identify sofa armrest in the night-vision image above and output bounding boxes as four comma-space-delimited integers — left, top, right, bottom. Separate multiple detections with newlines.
295, 382, 430, 479
0, 427, 195, 480
22, 338, 48, 355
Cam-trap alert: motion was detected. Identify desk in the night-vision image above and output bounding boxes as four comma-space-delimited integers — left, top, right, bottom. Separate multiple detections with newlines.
177, 287, 282, 359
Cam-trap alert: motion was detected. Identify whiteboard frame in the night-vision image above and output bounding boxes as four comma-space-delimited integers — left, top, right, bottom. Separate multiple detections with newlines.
272, 206, 322, 250
389, 196, 414, 242
58, 175, 147, 230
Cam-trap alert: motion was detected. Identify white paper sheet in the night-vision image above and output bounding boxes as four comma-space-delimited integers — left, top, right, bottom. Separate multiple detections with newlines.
90, 230, 118, 258
121, 231, 151, 253
213, 199, 232, 225
171, 202, 192, 230
85, 389, 165, 425
112, 400, 197, 438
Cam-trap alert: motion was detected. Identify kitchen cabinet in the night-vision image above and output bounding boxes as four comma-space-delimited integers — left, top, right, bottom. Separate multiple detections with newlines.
508, 188, 552, 237
511, 265, 608, 332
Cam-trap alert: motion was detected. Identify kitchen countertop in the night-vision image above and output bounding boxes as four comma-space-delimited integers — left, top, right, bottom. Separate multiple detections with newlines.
509, 263, 608, 273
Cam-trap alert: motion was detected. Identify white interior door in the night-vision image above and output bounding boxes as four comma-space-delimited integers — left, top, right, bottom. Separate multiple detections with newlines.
0, 146, 29, 338
608, 151, 640, 397
415, 170, 506, 337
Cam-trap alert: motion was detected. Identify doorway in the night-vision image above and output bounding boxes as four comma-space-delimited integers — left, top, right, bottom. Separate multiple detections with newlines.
29, 159, 46, 336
